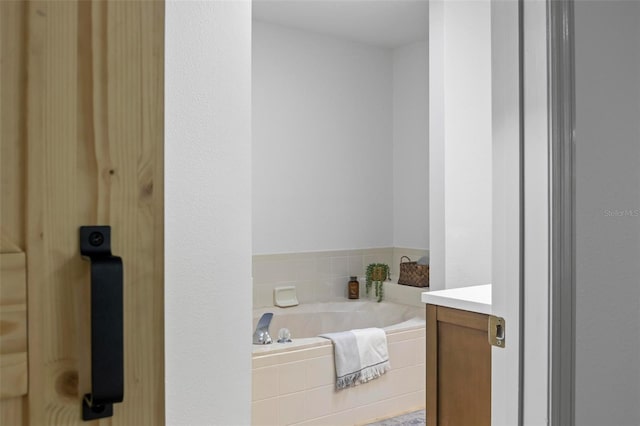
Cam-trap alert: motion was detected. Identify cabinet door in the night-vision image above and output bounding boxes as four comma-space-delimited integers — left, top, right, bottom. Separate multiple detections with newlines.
427, 305, 491, 426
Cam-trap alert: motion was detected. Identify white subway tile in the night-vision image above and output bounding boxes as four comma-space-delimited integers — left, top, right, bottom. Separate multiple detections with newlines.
354, 370, 393, 406
348, 255, 364, 277
388, 339, 419, 369
253, 398, 278, 426
315, 257, 331, 276
294, 282, 315, 304
253, 366, 279, 401
254, 285, 276, 308
303, 385, 334, 420
293, 259, 317, 281
313, 282, 333, 302
305, 356, 335, 388
386, 328, 424, 344
330, 256, 349, 277
278, 392, 307, 425
417, 336, 426, 363
279, 361, 308, 395
254, 260, 291, 284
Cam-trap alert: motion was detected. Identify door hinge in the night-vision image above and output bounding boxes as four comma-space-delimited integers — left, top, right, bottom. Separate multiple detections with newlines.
488, 315, 506, 348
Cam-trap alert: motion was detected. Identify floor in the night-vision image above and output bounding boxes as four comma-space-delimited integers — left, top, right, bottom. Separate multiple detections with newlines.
366, 409, 426, 426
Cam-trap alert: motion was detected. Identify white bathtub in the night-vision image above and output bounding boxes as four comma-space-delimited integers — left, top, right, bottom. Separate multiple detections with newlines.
252, 301, 426, 425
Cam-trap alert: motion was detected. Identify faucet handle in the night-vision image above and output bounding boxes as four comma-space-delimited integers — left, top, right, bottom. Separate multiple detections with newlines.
277, 328, 292, 343
255, 330, 272, 345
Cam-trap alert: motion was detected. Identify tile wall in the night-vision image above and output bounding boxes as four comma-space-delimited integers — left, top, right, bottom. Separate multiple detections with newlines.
252, 248, 428, 308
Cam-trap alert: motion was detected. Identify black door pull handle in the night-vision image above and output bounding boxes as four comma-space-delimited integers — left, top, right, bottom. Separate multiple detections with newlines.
80, 226, 123, 420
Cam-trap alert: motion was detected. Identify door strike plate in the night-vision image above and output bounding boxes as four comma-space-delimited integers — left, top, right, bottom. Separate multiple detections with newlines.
488, 315, 506, 348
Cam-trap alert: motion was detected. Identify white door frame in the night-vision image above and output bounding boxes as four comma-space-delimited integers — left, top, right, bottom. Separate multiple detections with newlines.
490, 0, 524, 425
493, 0, 576, 425
521, 0, 556, 424
547, 0, 576, 424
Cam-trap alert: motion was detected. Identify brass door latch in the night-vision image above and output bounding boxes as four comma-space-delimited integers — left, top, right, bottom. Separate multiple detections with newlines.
488, 315, 506, 348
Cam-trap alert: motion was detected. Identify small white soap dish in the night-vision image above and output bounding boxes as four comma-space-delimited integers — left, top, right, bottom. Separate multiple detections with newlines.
274, 286, 299, 307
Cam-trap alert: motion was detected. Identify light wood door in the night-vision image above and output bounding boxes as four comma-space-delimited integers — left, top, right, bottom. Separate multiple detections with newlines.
0, 1, 164, 424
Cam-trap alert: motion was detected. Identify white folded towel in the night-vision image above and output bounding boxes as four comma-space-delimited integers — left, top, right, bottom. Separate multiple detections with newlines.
320, 327, 391, 390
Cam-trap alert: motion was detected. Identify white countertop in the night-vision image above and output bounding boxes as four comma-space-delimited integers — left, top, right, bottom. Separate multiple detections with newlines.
421, 284, 492, 315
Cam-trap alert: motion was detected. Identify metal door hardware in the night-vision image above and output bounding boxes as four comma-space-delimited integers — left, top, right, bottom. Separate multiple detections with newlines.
488, 315, 506, 348
80, 226, 124, 420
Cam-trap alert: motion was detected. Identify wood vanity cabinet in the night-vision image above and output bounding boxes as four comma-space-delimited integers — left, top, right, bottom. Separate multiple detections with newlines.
426, 304, 491, 426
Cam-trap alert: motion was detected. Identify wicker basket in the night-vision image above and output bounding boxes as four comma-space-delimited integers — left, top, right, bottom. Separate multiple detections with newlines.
397, 256, 429, 287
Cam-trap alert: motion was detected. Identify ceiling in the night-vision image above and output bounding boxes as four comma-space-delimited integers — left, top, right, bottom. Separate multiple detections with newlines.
252, 0, 429, 48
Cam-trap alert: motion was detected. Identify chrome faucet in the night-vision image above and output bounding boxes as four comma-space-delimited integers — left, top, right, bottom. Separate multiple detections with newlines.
253, 313, 273, 344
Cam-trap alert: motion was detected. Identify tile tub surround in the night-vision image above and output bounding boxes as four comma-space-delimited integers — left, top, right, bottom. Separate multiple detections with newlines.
253, 301, 425, 348
252, 326, 426, 426
253, 248, 428, 308
366, 409, 425, 425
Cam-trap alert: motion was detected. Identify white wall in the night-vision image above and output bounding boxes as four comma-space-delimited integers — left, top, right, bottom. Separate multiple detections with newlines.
429, 0, 492, 290
252, 21, 393, 254
429, 0, 446, 290
574, 2, 640, 425
491, 1, 530, 424
393, 40, 429, 250
165, 2, 252, 425
522, 0, 550, 423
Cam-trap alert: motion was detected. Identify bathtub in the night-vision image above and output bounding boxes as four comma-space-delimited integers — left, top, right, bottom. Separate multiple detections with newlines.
252, 301, 426, 425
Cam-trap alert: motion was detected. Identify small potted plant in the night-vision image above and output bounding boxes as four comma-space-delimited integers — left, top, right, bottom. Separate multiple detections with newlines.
365, 263, 389, 303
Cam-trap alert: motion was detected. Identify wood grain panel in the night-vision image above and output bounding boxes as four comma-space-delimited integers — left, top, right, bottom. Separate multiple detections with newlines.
0, 253, 28, 402
0, 397, 24, 426
0, 0, 27, 252
438, 321, 491, 426
426, 305, 491, 426
0, 253, 27, 308
426, 304, 438, 426
1, 1, 164, 422
23, 1, 165, 425
0, 0, 28, 420
25, 3, 79, 423
0, 234, 22, 255
0, 352, 27, 399
436, 305, 489, 331
0, 309, 27, 355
